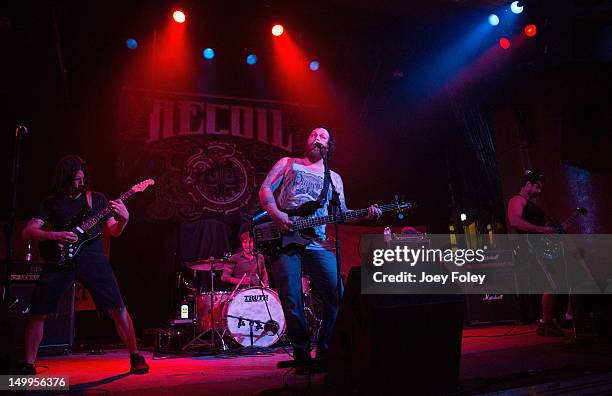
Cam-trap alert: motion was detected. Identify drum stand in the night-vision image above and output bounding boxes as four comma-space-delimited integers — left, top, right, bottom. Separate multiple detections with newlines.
182, 269, 228, 351
226, 314, 267, 347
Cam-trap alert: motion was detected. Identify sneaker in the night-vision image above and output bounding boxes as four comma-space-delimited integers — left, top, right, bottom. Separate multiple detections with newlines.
537, 321, 565, 337
129, 353, 149, 374
18, 362, 36, 375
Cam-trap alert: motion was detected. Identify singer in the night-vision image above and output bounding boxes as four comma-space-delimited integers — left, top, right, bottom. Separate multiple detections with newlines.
258, 126, 381, 372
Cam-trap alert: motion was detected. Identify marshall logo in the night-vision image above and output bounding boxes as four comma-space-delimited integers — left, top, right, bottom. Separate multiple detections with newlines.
483, 294, 504, 301
244, 294, 269, 303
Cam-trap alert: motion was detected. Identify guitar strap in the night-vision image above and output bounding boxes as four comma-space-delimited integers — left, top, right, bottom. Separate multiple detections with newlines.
316, 171, 331, 208
85, 191, 93, 210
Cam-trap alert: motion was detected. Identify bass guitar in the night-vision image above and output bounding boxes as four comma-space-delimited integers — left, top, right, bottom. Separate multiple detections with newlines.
252, 200, 411, 255
39, 179, 155, 266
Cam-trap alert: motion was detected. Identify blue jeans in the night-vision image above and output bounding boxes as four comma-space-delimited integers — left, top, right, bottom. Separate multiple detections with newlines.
271, 248, 341, 354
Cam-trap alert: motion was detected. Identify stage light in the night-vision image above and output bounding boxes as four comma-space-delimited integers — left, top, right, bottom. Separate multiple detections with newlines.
173, 10, 186, 23
271, 24, 284, 37
203, 48, 215, 59
510, 1, 524, 14
460, 213, 467, 222
524, 24, 537, 37
488, 14, 500, 26
246, 54, 257, 65
309, 60, 320, 71
126, 38, 138, 49
499, 37, 510, 49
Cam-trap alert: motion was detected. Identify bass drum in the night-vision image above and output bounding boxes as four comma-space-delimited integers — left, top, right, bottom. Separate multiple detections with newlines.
223, 287, 286, 347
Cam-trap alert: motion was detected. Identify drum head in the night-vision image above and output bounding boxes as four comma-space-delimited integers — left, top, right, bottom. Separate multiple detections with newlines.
224, 287, 286, 347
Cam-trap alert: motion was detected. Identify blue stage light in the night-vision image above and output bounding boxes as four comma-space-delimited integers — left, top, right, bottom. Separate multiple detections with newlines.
203, 48, 215, 60
510, 1, 524, 14
126, 38, 138, 49
488, 14, 500, 26
309, 61, 320, 71
246, 54, 257, 65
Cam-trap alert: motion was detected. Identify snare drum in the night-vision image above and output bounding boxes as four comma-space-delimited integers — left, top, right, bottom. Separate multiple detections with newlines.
195, 291, 231, 332
223, 287, 286, 347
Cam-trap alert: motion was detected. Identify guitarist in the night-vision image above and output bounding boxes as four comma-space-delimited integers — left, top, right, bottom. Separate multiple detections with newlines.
259, 126, 381, 369
507, 169, 570, 337
19, 155, 149, 374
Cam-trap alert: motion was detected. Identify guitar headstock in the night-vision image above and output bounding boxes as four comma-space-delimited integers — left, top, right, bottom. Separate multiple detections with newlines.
392, 194, 413, 220
132, 179, 155, 193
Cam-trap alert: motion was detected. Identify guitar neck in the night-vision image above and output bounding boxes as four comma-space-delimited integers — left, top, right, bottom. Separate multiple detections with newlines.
560, 212, 581, 229
79, 189, 137, 231
292, 203, 400, 231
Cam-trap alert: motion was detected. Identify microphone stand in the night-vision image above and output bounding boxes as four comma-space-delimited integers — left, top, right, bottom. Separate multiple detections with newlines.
319, 146, 343, 302
3, 126, 28, 305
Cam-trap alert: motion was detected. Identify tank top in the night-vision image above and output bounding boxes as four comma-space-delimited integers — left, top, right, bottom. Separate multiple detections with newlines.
513, 194, 546, 234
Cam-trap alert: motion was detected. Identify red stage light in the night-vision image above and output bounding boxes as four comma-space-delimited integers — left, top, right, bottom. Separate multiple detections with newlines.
524, 24, 537, 37
272, 24, 284, 37
173, 10, 186, 23
499, 37, 510, 49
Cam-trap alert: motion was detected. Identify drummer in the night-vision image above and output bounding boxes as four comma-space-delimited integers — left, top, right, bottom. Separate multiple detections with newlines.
221, 231, 269, 288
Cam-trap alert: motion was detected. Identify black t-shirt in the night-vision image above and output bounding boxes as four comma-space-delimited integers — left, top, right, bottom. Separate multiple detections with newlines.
34, 191, 112, 254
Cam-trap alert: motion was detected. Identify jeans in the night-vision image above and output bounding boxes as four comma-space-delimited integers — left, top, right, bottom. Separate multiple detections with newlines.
271, 248, 341, 355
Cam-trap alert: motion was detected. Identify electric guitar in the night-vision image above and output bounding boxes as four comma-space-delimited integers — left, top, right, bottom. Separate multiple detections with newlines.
527, 206, 588, 260
252, 200, 411, 255
39, 179, 155, 266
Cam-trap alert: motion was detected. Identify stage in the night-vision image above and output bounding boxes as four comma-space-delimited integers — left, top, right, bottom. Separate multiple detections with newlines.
26, 323, 612, 395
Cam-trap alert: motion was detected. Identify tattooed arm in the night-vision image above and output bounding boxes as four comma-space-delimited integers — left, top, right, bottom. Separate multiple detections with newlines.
22, 218, 78, 243
259, 157, 293, 231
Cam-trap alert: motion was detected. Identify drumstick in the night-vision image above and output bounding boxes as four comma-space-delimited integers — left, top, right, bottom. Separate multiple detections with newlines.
229, 273, 248, 298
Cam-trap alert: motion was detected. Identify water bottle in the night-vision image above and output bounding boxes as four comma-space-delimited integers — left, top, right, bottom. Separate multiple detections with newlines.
384, 227, 392, 245
25, 243, 32, 261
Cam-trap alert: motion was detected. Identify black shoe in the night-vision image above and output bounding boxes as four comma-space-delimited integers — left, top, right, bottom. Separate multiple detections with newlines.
292, 348, 313, 375
312, 357, 329, 373
18, 362, 36, 375
130, 353, 149, 374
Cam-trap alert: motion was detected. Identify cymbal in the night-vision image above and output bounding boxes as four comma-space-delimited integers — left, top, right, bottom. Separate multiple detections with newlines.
186, 259, 234, 271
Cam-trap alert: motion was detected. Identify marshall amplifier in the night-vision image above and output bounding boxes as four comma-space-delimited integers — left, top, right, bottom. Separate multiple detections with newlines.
462, 250, 522, 325
464, 293, 522, 325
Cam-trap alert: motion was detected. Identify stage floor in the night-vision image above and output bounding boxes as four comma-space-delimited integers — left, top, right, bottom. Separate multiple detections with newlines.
27, 323, 612, 395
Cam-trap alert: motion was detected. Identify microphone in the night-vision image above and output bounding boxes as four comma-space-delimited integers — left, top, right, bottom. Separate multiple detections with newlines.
314, 142, 324, 149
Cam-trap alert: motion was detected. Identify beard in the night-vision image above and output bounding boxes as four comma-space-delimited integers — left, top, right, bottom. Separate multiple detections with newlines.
70, 184, 86, 196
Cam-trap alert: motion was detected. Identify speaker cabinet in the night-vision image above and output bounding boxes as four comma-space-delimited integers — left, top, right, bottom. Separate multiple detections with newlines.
7, 282, 75, 350
327, 267, 464, 394
464, 294, 522, 325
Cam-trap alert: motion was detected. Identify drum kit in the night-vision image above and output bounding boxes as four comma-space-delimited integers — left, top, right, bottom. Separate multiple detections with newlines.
175, 257, 320, 351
